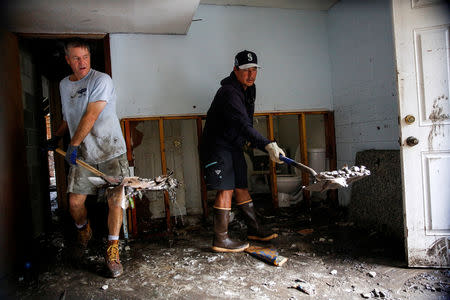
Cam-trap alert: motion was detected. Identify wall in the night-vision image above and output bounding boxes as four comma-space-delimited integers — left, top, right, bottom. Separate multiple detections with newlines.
327, 0, 399, 205
0, 31, 29, 280
19, 44, 49, 238
110, 4, 333, 118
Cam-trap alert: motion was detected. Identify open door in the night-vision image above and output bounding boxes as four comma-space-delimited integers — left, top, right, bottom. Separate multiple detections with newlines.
392, 0, 449, 267
0, 31, 30, 277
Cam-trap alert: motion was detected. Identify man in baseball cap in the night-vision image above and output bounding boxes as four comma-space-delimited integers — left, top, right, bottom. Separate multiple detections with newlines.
234, 50, 261, 69
200, 50, 284, 253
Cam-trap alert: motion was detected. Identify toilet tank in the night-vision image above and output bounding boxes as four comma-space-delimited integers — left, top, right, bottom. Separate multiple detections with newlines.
308, 148, 326, 172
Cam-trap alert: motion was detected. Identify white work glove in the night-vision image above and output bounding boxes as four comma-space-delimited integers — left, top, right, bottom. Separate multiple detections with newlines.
265, 142, 285, 164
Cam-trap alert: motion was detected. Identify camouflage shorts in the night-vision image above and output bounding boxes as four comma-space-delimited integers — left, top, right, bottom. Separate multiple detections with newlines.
67, 153, 129, 197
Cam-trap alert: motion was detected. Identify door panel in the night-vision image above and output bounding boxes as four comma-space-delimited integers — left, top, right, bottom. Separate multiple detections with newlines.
392, 0, 450, 267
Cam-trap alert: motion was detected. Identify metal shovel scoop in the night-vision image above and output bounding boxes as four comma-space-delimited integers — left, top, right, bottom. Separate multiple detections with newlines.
279, 154, 370, 192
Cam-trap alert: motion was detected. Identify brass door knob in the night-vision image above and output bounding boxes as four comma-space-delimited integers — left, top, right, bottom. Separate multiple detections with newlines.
405, 115, 415, 124
406, 136, 419, 146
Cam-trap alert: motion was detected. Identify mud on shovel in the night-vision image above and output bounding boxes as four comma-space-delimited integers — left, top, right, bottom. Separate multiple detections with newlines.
279, 154, 370, 192
55, 148, 122, 185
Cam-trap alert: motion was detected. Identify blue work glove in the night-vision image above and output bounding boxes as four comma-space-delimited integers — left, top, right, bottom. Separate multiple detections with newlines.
65, 145, 79, 165
46, 136, 62, 151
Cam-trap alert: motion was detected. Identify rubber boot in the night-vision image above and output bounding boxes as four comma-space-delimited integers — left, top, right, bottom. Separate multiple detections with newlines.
212, 209, 249, 252
238, 202, 278, 241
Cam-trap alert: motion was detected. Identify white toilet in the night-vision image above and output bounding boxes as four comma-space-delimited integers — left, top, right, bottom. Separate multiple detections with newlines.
277, 146, 303, 207
277, 146, 327, 207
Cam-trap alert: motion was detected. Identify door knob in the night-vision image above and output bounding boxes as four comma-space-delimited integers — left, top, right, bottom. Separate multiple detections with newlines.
406, 136, 419, 146
404, 115, 415, 124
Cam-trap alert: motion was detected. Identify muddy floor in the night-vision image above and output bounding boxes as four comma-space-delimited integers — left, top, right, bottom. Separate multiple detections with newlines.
2, 197, 449, 300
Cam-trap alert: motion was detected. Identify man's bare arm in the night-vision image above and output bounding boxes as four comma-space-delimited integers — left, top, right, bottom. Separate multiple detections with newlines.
70, 101, 107, 146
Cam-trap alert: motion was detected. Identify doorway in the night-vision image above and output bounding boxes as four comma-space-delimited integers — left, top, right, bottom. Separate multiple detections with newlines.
17, 34, 110, 237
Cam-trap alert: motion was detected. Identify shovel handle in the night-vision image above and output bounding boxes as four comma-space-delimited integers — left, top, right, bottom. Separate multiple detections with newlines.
279, 154, 317, 177
55, 148, 108, 178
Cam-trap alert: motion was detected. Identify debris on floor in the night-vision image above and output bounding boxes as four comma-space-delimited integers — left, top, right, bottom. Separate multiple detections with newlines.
2, 198, 449, 299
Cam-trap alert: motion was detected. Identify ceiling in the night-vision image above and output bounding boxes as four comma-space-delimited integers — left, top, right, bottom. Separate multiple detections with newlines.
5, 0, 339, 35
201, 0, 339, 10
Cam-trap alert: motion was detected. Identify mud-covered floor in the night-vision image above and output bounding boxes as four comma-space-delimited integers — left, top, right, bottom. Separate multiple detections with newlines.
2, 196, 449, 300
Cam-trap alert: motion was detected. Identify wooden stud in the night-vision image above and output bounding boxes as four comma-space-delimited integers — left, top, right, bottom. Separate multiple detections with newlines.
158, 118, 172, 232
120, 110, 337, 231
16, 33, 106, 39
131, 196, 138, 236
267, 115, 278, 209
127, 206, 133, 235
103, 34, 112, 77
324, 112, 338, 206
196, 117, 208, 219
298, 113, 310, 206
123, 120, 134, 165
49, 80, 68, 211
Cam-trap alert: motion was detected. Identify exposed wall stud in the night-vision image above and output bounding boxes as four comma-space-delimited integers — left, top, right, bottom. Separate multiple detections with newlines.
158, 118, 172, 232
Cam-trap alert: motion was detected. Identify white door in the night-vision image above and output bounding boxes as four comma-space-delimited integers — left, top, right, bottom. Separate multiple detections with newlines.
392, 0, 450, 267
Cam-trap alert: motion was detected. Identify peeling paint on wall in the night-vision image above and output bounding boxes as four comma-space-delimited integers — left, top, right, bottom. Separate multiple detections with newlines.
428, 95, 449, 149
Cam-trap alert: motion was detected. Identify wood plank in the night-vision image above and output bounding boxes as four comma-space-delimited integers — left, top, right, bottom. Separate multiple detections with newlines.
255, 110, 330, 116
298, 114, 310, 206
103, 34, 112, 77
267, 115, 278, 209
120, 110, 332, 123
123, 120, 134, 165
324, 112, 338, 206
49, 79, 68, 211
158, 118, 172, 232
196, 118, 208, 219
16, 33, 106, 39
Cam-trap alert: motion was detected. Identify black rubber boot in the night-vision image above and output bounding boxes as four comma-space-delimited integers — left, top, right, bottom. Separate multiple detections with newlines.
238, 202, 278, 241
212, 208, 249, 252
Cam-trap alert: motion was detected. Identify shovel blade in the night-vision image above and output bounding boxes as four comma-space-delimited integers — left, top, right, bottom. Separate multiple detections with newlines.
304, 177, 348, 192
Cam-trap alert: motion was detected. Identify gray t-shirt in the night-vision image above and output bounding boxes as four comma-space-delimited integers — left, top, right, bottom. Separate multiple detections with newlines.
60, 69, 127, 164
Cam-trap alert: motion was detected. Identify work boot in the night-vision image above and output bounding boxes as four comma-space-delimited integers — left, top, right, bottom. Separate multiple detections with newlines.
105, 240, 123, 278
77, 220, 92, 248
238, 202, 278, 241
212, 209, 249, 253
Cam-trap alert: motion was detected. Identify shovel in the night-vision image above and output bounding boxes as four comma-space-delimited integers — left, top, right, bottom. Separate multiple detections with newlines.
55, 148, 122, 185
279, 154, 370, 192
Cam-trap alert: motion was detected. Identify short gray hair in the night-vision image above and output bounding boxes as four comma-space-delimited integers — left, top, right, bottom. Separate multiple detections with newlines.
64, 38, 90, 56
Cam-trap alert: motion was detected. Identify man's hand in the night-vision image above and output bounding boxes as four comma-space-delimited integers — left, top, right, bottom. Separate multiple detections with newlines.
65, 145, 79, 165
265, 142, 285, 164
46, 136, 62, 151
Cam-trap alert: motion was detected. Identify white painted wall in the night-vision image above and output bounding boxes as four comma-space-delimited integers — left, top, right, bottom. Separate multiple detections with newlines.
327, 0, 399, 205
110, 4, 333, 118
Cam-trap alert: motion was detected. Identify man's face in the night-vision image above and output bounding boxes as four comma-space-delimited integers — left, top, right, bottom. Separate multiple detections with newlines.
65, 46, 91, 80
234, 66, 258, 89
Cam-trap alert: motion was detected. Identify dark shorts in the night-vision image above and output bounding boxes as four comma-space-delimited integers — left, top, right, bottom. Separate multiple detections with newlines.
203, 148, 247, 190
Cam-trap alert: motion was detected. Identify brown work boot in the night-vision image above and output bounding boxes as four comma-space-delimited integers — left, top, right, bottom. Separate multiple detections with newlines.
212, 208, 249, 252
77, 220, 92, 248
238, 202, 278, 241
105, 240, 123, 278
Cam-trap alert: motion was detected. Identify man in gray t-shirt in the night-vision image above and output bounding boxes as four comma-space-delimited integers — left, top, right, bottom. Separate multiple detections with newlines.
50, 38, 127, 278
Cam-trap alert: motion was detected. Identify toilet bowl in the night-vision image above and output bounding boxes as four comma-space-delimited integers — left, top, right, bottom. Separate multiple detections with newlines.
277, 146, 302, 194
